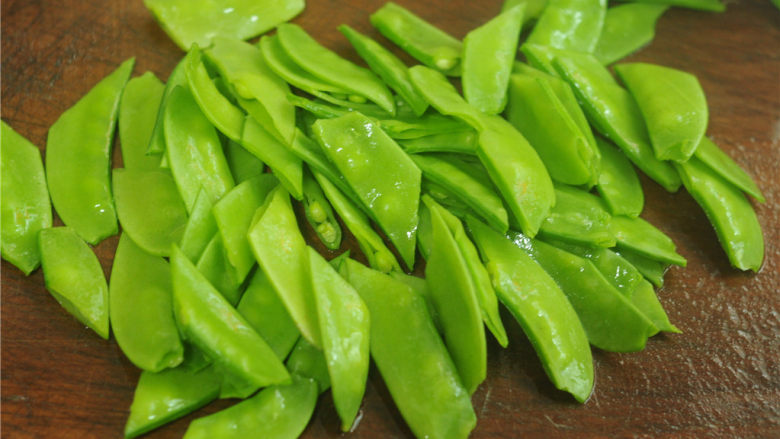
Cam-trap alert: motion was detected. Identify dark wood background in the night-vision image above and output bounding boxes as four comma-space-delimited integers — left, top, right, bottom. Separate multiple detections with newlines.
2, 1, 779, 438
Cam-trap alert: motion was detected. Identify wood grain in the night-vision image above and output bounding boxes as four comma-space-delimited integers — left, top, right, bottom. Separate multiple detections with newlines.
2, 1, 779, 438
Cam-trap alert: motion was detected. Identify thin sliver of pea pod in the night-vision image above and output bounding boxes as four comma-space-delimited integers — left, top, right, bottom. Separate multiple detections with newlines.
147, 56, 187, 155
611, 215, 687, 266
525, 0, 607, 53
408, 65, 485, 130
118, 72, 165, 170
45, 58, 134, 244
195, 233, 242, 306
539, 184, 616, 248
398, 129, 478, 155
286, 337, 331, 394
225, 139, 265, 184
615, 0, 724, 12
593, 3, 669, 65
616, 247, 668, 288
110, 233, 183, 372
0, 121, 52, 275
241, 116, 303, 200
631, 279, 680, 334
302, 170, 342, 250
694, 136, 765, 202
178, 188, 218, 262
595, 136, 644, 217
379, 114, 469, 140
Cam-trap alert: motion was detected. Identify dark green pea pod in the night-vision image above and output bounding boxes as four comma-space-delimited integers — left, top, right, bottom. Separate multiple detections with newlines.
171, 245, 291, 391
379, 114, 470, 140
113, 168, 188, 257
616, 247, 668, 288
341, 258, 477, 439
466, 216, 593, 403
286, 337, 331, 394
339, 24, 429, 116
398, 129, 478, 155
0, 121, 52, 275
408, 65, 485, 130
147, 57, 187, 155
525, 0, 607, 53
302, 170, 342, 250
594, 3, 669, 65
370, 2, 463, 76
241, 116, 303, 201
110, 234, 183, 372
676, 157, 764, 272
421, 196, 487, 395
179, 188, 218, 263
411, 153, 509, 233
164, 85, 235, 211
513, 233, 659, 351
313, 112, 421, 270
551, 51, 682, 192
694, 136, 765, 202
248, 185, 321, 348
39, 227, 109, 339
595, 136, 644, 218
614, 0, 724, 12
118, 72, 165, 170
539, 184, 615, 248
46, 58, 133, 244
462, 4, 525, 114
611, 215, 687, 266
502, 0, 549, 21
225, 140, 264, 184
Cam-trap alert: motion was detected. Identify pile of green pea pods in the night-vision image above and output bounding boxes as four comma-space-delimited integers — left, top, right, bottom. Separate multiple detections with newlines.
1, 0, 766, 437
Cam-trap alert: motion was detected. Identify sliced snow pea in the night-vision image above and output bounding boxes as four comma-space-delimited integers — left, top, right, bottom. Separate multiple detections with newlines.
615, 0, 724, 12
616, 247, 668, 287
171, 245, 291, 392
462, 4, 525, 114
110, 234, 183, 372
183, 375, 318, 439
502, 0, 548, 21
611, 215, 687, 266
39, 227, 109, 339
408, 65, 485, 130
195, 235, 242, 306
525, 0, 607, 53
539, 184, 615, 248
225, 139, 264, 184
422, 179, 475, 221
313, 111, 421, 270
164, 85, 235, 211
339, 24, 429, 116
466, 216, 593, 403
391, 271, 442, 332
46, 58, 133, 244
398, 129, 478, 155
379, 114, 469, 140
118, 72, 165, 170
143, 0, 304, 50
248, 185, 321, 348
551, 51, 682, 192
288, 94, 394, 122
694, 136, 765, 202
676, 157, 764, 272
178, 188, 218, 262
0, 121, 52, 275
113, 168, 188, 257
147, 56, 188, 155
241, 116, 303, 200
286, 337, 331, 394
302, 170, 342, 250
595, 136, 644, 217
594, 3, 669, 65
341, 258, 477, 439
616, 62, 708, 162
631, 279, 680, 333
370, 2, 463, 76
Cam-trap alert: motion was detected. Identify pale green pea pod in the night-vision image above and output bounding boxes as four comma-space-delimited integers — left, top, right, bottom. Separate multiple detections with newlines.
594, 3, 669, 65
225, 139, 265, 184
147, 57, 187, 156
398, 129, 478, 155
611, 215, 687, 267
631, 279, 680, 334
594, 136, 644, 218
118, 72, 165, 170
614, 0, 724, 12
195, 234, 242, 306
286, 337, 331, 394
241, 116, 303, 200
502, 0, 548, 22
694, 136, 765, 203
525, 0, 607, 53
615, 247, 669, 288
408, 65, 485, 130
178, 188, 218, 263
539, 184, 616, 248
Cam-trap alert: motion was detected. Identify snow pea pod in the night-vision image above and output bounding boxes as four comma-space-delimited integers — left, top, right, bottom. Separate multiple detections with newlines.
110, 234, 183, 372
676, 157, 764, 272
594, 3, 669, 65
525, 0, 607, 53
595, 136, 644, 217
341, 258, 477, 439
462, 4, 525, 114
46, 58, 133, 244
370, 2, 463, 76
612, 215, 687, 266
694, 136, 765, 202
615, 0, 724, 12
0, 121, 52, 275
196, 234, 243, 306
616, 247, 668, 287
286, 337, 331, 394
225, 140, 264, 184
147, 57, 188, 155
502, 0, 548, 21
380, 114, 469, 140
179, 188, 218, 263
408, 65, 485, 130
631, 279, 680, 333
302, 170, 342, 250
241, 116, 303, 200
398, 129, 478, 155
466, 216, 593, 403
39, 227, 109, 339
539, 184, 615, 248
118, 72, 164, 170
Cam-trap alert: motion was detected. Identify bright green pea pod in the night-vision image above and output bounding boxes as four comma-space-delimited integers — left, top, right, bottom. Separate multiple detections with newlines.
616, 247, 668, 287
615, 62, 708, 162
514, 233, 659, 350
313, 112, 421, 270
302, 170, 342, 250
110, 234, 183, 372
313, 170, 401, 274
241, 116, 303, 201
147, 57, 188, 156
525, 0, 607, 53
463, 4, 525, 114
286, 337, 331, 394
411, 153, 508, 234
391, 271, 442, 332
183, 375, 317, 439
694, 136, 765, 203
307, 248, 370, 431
551, 51, 682, 192
595, 137, 644, 217
248, 185, 321, 347
118, 72, 165, 170
466, 217, 593, 403
422, 179, 475, 221
631, 279, 680, 333
213, 174, 278, 283
370, 2, 463, 76
611, 215, 686, 266
342, 258, 477, 439
594, 3, 669, 65
339, 25, 428, 116
143, 0, 304, 50
39, 227, 109, 339
616, 0, 724, 12
503, 0, 548, 20
225, 140, 264, 184
399, 129, 478, 155
0, 121, 52, 274
676, 157, 764, 272
539, 184, 615, 248
179, 188, 217, 262
260, 34, 350, 95
408, 65, 485, 130
164, 86, 235, 211
46, 58, 133, 244
380, 114, 469, 140
113, 168, 188, 257
195, 234, 242, 306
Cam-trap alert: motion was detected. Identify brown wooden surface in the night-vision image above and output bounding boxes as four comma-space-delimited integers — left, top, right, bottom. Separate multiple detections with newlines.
2, 1, 779, 438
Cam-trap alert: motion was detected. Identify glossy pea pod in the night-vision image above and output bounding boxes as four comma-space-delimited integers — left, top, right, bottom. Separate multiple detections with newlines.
379, 114, 469, 140
178, 188, 218, 262
118, 72, 165, 170
241, 116, 303, 200
594, 136, 645, 217
616, 247, 669, 288
593, 3, 669, 65
539, 184, 616, 248
525, 0, 607, 53
611, 215, 687, 266
147, 56, 188, 155
398, 129, 479, 155
302, 170, 342, 250
694, 136, 765, 203
407, 64, 485, 129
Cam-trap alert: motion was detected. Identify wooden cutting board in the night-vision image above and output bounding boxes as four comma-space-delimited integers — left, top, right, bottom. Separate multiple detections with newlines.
2, 1, 778, 437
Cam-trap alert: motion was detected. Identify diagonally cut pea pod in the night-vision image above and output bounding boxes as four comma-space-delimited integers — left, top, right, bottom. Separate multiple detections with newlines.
616, 247, 669, 288
615, 0, 724, 12
46, 58, 134, 244
302, 169, 342, 250
539, 184, 615, 248
398, 129, 478, 155
225, 139, 265, 184
502, 0, 549, 22
595, 136, 644, 217
694, 136, 765, 202
525, 0, 607, 53
631, 279, 680, 334
594, 3, 669, 65
195, 233, 242, 306
611, 215, 687, 266
118, 72, 165, 170
147, 56, 188, 155
286, 337, 331, 394
379, 114, 469, 140
408, 65, 485, 130
179, 188, 218, 263
241, 116, 303, 200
